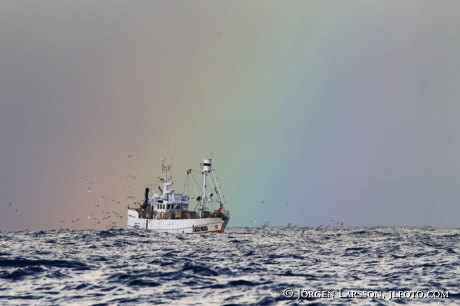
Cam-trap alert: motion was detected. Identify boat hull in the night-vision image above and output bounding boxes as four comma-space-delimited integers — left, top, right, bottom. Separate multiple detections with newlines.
127, 209, 229, 233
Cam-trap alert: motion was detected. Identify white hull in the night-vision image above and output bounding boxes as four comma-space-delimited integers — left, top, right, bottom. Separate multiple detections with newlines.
127, 209, 229, 233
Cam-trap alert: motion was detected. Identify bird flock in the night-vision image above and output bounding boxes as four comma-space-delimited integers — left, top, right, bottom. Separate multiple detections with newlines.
3, 154, 139, 232
3, 203, 27, 231
258, 200, 345, 230
78, 154, 138, 229
4, 203, 23, 218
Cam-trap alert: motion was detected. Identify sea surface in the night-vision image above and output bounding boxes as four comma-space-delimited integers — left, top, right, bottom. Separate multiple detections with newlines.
0, 226, 459, 305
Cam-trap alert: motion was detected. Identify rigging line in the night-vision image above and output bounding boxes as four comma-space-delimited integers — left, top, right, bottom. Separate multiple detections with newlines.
209, 203, 216, 211
187, 172, 200, 198
183, 173, 188, 193
185, 174, 192, 203
204, 176, 218, 210
206, 175, 217, 196
190, 173, 203, 196
210, 169, 226, 206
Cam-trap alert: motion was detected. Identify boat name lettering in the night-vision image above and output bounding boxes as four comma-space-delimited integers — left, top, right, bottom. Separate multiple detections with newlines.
193, 226, 208, 232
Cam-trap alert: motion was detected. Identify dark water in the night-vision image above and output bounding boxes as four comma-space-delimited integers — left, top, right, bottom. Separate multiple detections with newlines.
0, 227, 459, 305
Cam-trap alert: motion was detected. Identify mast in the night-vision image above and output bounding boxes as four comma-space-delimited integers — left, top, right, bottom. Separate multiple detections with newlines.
161, 158, 167, 181
201, 159, 212, 217
160, 158, 174, 199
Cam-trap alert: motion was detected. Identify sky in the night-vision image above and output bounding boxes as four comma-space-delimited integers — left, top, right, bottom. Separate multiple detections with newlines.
1, 1, 460, 231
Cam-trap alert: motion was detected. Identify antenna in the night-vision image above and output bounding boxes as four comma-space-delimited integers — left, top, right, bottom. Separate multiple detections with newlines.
171, 130, 174, 180
171, 130, 174, 155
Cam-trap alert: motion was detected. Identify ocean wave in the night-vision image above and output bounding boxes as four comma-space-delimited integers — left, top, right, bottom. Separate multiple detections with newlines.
0, 227, 459, 305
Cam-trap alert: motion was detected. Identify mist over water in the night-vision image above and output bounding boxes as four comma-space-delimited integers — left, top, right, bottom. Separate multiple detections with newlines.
0, 226, 459, 305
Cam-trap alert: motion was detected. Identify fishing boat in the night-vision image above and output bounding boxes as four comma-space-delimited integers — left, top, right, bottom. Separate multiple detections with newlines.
127, 158, 230, 233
